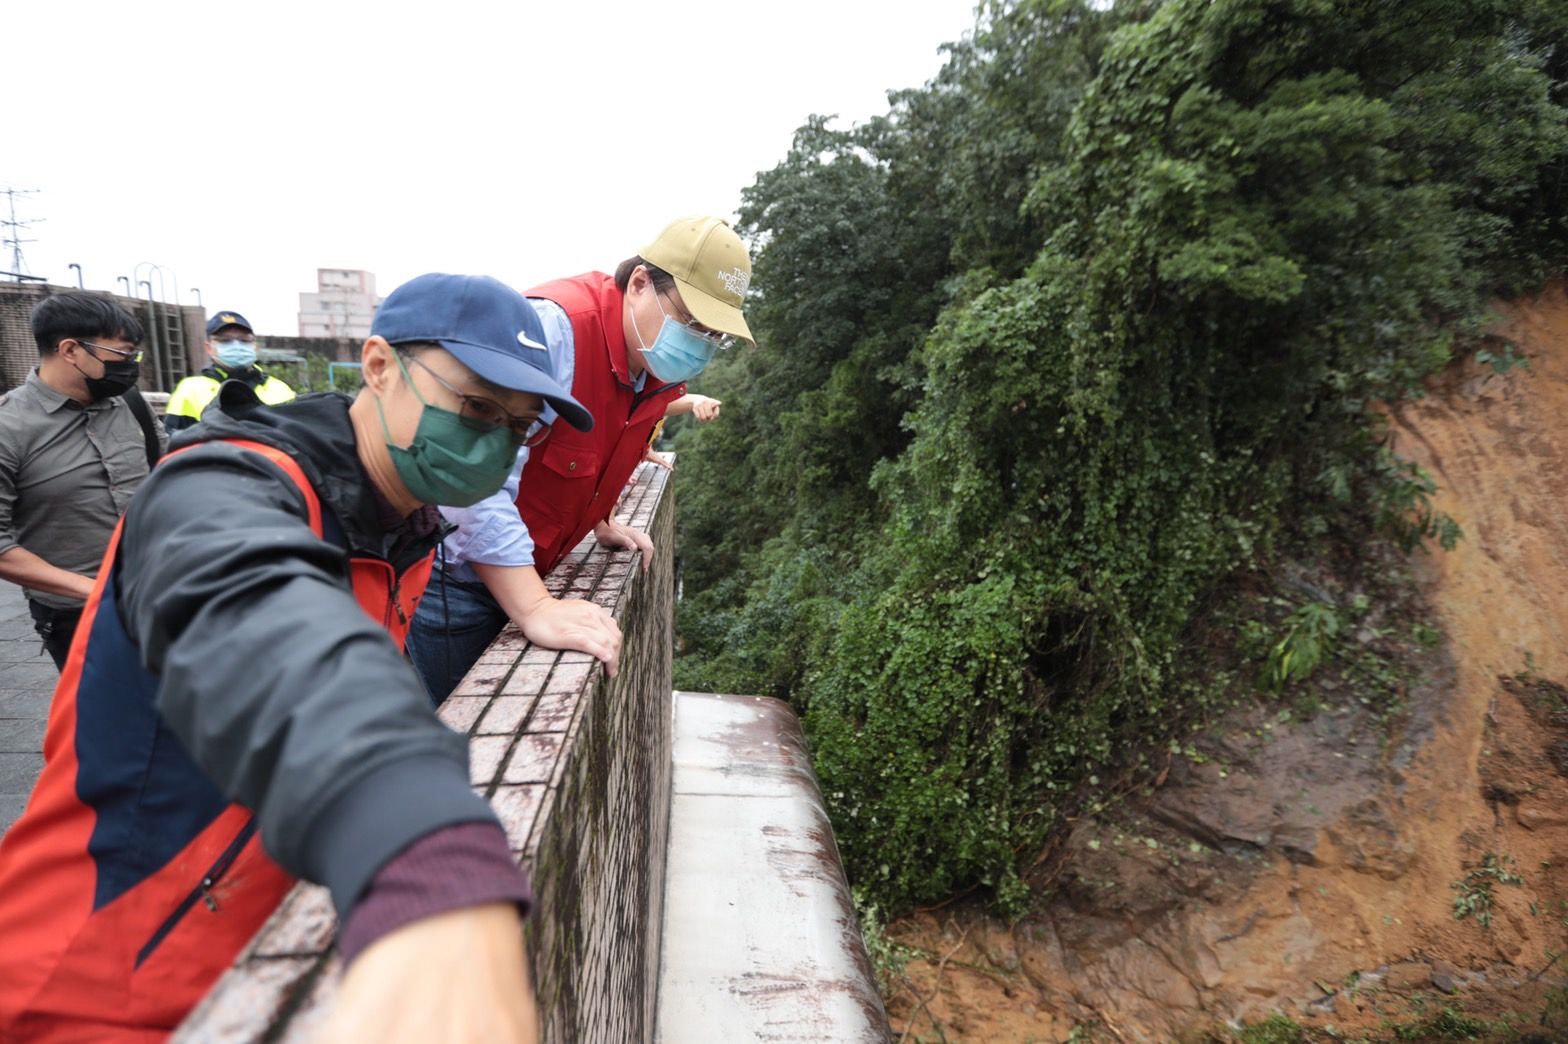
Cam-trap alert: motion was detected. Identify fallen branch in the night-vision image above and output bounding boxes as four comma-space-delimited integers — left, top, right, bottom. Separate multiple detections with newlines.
896, 926, 969, 1044
1527, 950, 1562, 984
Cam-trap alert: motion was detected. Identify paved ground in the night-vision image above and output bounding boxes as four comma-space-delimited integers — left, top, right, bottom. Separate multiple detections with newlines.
0, 583, 55, 838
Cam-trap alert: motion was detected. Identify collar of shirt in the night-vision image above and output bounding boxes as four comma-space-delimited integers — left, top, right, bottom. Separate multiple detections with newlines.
25, 369, 91, 414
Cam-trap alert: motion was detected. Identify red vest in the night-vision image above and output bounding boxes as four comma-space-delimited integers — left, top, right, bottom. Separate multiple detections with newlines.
517, 274, 685, 575
0, 440, 433, 1041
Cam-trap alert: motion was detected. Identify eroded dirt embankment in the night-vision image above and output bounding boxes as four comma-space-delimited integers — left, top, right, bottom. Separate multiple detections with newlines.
886, 282, 1568, 1042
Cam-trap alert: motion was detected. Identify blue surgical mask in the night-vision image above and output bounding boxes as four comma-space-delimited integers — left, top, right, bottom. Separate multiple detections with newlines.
214, 339, 257, 369
632, 293, 720, 383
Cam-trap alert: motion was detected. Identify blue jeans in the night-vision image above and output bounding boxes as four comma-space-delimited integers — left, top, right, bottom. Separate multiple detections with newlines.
406, 571, 508, 706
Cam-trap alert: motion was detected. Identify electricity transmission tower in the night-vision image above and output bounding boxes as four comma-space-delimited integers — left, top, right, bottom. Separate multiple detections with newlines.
1, 187, 43, 282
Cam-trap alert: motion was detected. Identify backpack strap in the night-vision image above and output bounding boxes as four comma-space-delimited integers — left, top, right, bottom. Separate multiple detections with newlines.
122, 388, 163, 470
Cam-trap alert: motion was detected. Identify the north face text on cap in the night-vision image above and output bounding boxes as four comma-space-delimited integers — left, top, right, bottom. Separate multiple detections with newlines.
716, 267, 750, 300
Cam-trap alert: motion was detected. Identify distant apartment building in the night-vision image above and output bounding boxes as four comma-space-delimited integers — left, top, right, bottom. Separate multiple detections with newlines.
297, 268, 382, 338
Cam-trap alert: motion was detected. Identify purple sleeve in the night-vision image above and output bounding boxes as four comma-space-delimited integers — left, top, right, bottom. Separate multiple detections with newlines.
337, 821, 532, 964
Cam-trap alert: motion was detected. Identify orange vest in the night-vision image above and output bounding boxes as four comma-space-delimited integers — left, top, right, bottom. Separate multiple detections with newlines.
0, 439, 432, 1041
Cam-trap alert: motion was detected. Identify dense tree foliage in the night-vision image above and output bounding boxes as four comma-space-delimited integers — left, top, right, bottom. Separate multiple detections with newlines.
674, 0, 1568, 912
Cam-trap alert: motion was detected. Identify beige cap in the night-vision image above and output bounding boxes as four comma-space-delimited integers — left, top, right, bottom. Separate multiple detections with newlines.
640, 216, 755, 346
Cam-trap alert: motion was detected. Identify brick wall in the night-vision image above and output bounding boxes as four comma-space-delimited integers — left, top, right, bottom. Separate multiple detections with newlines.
0, 284, 36, 392
175, 463, 676, 1043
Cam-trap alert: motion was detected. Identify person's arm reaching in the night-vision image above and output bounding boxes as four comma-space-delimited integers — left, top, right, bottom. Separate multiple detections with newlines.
327, 825, 538, 1042
440, 453, 623, 677
324, 902, 537, 1044
663, 393, 721, 421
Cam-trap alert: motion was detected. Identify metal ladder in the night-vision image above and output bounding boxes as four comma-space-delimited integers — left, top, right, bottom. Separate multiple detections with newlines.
138, 301, 189, 393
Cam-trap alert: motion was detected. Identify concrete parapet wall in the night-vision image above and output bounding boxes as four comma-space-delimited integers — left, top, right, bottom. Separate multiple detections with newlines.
176, 463, 675, 1042
658, 692, 891, 1041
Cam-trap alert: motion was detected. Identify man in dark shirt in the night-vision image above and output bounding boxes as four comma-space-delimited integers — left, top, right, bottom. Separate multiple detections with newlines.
0, 292, 166, 668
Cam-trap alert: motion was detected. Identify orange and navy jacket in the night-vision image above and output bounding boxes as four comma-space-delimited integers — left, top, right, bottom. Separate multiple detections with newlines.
517, 273, 685, 575
0, 389, 497, 1041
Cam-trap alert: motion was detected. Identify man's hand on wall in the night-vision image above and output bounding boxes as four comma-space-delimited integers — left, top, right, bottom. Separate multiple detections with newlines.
641, 445, 674, 472
593, 519, 655, 573
516, 593, 623, 678
321, 903, 538, 1043
473, 563, 624, 678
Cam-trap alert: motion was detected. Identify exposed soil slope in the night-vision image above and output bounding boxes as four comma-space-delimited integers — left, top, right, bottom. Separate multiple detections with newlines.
885, 281, 1568, 1042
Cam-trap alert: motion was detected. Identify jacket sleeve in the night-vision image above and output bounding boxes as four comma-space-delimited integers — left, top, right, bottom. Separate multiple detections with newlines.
116, 441, 500, 915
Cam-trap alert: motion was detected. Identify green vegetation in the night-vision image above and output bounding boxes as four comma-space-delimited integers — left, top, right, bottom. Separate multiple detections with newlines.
1237, 1014, 1306, 1043
1387, 1004, 1494, 1040
287, 354, 361, 394
675, 0, 1568, 914
851, 890, 914, 995
1451, 853, 1525, 928
1541, 984, 1568, 1033
1264, 602, 1343, 692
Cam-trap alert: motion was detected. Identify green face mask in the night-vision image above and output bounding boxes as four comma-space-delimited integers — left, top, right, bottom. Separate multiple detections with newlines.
375, 352, 518, 507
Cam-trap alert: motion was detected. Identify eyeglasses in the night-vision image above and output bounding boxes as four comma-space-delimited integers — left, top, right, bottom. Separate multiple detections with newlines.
77, 339, 144, 363
656, 293, 736, 351
406, 354, 550, 448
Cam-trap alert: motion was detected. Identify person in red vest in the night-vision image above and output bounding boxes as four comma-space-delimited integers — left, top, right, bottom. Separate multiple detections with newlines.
0, 273, 590, 1043
406, 216, 753, 702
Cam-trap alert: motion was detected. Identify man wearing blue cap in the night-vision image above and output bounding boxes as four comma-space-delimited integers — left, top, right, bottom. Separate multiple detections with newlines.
164, 309, 296, 430
0, 274, 580, 1042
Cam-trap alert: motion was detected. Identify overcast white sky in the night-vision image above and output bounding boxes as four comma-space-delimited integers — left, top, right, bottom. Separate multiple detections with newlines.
2, 0, 979, 335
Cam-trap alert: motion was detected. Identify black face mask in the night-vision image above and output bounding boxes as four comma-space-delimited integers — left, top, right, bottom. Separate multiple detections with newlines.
72, 356, 141, 401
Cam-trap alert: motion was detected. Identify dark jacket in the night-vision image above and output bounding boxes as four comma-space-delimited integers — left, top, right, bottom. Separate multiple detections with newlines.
123, 386, 487, 907
0, 387, 494, 1036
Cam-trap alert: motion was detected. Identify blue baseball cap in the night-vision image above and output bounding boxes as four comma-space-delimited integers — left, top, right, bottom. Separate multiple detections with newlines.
207, 310, 253, 336
372, 273, 592, 431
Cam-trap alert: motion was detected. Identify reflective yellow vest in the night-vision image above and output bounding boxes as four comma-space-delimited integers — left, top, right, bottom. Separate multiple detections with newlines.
165, 370, 295, 427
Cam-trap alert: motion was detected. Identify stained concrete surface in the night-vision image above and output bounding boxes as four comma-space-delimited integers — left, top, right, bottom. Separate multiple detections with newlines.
0, 582, 54, 837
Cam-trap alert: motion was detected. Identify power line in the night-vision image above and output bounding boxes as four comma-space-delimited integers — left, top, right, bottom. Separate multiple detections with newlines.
1, 187, 42, 283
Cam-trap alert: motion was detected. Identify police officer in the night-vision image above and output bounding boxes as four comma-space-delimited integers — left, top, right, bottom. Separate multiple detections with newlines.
164, 309, 295, 430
